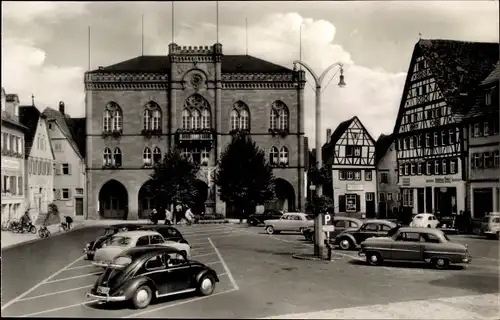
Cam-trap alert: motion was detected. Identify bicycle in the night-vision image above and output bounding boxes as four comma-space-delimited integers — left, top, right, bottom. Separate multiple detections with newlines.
38, 225, 51, 238
8, 220, 21, 232
18, 221, 36, 234
1, 219, 11, 231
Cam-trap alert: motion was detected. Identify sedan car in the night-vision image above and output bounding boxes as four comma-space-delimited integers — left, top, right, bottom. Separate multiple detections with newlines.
264, 212, 314, 234
410, 213, 440, 228
139, 225, 189, 245
247, 209, 283, 226
92, 230, 191, 268
359, 227, 471, 269
84, 224, 143, 260
302, 217, 363, 242
335, 219, 398, 250
87, 246, 219, 309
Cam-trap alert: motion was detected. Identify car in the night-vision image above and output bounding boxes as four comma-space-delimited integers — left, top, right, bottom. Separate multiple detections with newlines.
358, 227, 472, 269
302, 217, 363, 242
264, 212, 314, 234
92, 230, 191, 268
480, 212, 500, 240
247, 209, 283, 226
334, 219, 398, 250
86, 246, 219, 309
409, 213, 440, 228
84, 224, 143, 260
139, 225, 189, 244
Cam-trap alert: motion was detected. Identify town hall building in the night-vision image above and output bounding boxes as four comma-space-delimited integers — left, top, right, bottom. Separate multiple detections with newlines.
84, 43, 307, 220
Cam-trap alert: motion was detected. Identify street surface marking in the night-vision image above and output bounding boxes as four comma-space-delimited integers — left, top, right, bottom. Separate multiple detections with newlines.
181, 226, 231, 235
19, 300, 98, 317
475, 256, 498, 261
45, 272, 102, 284
191, 252, 216, 258
205, 261, 222, 265
209, 237, 239, 290
17, 285, 93, 302
186, 231, 235, 238
124, 288, 238, 318
64, 264, 95, 271
189, 233, 239, 244
218, 272, 227, 277
1, 254, 85, 311
261, 293, 500, 319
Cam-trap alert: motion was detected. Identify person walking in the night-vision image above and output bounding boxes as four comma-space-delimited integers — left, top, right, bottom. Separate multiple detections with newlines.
150, 208, 158, 224
165, 207, 173, 225
185, 207, 195, 225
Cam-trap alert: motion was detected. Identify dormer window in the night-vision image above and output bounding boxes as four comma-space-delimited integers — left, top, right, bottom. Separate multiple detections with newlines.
485, 92, 492, 105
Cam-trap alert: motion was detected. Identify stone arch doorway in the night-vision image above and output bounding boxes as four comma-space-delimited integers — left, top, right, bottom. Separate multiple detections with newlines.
99, 180, 128, 219
269, 178, 296, 212
138, 180, 158, 219
192, 179, 209, 215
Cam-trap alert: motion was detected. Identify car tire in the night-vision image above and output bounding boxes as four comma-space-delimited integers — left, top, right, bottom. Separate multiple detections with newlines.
338, 237, 353, 250
366, 252, 382, 266
198, 274, 216, 296
266, 226, 275, 234
86, 253, 94, 261
131, 285, 153, 309
432, 258, 450, 270
496, 232, 500, 240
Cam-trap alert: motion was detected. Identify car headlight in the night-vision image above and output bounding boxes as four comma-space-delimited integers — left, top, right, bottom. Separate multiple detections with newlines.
86, 243, 91, 248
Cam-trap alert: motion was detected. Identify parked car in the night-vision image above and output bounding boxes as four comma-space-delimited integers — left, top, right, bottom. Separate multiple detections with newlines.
335, 220, 398, 250
302, 217, 363, 242
410, 213, 440, 228
84, 224, 143, 260
264, 212, 314, 234
480, 212, 500, 240
247, 209, 283, 226
358, 227, 471, 269
139, 225, 189, 245
87, 246, 219, 309
92, 230, 191, 268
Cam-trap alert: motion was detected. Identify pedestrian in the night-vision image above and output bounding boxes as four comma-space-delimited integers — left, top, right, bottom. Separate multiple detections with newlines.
185, 207, 195, 225
165, 207, 173, 226
150, 208, 158, 224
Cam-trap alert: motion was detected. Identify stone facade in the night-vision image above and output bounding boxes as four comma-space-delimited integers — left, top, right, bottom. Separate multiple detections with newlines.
85, 43, 307, 220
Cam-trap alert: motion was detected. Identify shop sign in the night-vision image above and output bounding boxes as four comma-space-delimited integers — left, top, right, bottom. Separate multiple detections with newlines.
1, 158, 20, 170
401, 178, 410, 186
346, 184, 363, 191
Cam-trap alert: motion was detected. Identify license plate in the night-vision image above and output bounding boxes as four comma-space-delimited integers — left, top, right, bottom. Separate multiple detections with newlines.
97, 286, 110, 294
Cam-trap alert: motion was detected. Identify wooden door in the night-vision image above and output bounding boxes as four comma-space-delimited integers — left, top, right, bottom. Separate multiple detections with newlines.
75, 198, 84, 216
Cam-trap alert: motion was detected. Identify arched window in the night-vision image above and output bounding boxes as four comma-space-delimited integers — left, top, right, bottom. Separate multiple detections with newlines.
103, 110, 112, 131
201, 109, 211, 129
270, 109, 278, 130
230, 109, 239, 130
103, 148, 112, 165
114, 148, 122, 167
153, 147, 161, 163
112, 110, 122, 131
240, 109, 250, 130
191, 109, 201, 129
270, 101, 289, 130
182, 109, 191, 129
269, 147, 279, 165
279, 146, 289, 165
183, 94, 211, 131
143, 147, 152, 165
143, 109, 151, 130
152, 109, 161, 130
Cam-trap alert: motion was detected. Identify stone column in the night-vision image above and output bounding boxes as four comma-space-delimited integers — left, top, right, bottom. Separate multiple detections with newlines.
127, 187, 139, 220
431, 187, 436, 214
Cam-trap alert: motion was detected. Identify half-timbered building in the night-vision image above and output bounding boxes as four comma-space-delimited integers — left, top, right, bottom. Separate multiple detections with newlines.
393, 39, 499, 217
85, 43, 307, 220
323, 116, 377, 217
464, 63, 500, 218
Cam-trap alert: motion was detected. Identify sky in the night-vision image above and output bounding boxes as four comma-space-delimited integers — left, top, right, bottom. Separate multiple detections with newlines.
2, 1, 498, 148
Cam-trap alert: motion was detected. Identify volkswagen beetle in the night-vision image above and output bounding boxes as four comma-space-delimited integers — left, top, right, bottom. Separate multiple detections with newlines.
86, 246, 219, 309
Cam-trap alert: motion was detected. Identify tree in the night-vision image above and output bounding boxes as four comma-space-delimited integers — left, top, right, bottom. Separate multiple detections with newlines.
215, 133, 275, 222
147, 151, 200, 213
306, 195, 334, 217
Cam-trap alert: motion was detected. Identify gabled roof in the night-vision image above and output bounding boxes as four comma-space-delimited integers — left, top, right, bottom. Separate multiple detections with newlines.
394, 39, 499, 133
65, 118, 86, 159
325, 117, 356, 149
18, 106, 41, 157
88, 54, 292, 74
42, 107, 85, 160
481, 62, 500, 86
375, 133, 394, 164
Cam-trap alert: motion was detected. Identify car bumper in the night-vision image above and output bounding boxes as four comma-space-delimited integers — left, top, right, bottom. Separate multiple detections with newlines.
483, 231, 496, 235
84, 248, 95, 255
91, 261, 110, 268
358, 250, 365, 257
86, 293, 127, 302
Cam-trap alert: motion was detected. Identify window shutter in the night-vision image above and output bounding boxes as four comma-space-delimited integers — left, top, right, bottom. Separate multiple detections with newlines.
55, 189, 61, 200
68, 164, 72, 175
57, 164, 62, 175
356, 194, 361, 212
67, 188, 72, 199
339, 195, 346, 213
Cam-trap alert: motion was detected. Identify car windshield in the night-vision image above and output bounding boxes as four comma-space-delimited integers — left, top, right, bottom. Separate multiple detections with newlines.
108, 236, 132, 246
305, 215, 313, 220
104, 228, 116, 236
442, 233, 451, 241
415, 216, 423, 219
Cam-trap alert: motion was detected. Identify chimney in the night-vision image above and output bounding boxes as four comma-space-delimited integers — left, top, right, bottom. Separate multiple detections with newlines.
59, 101, 65, 115
326, 128, 332, 143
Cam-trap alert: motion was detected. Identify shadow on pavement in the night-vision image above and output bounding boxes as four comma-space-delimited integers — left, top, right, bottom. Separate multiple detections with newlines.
87, 292, 197, 311
88, 301, 130, 310
347, 259, 465, 271
429, 274, 500, 294
253, 248, 303, 256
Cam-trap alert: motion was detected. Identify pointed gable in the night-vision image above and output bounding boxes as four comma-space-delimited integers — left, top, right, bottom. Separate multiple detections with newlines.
18, 106, 41, 156
42, 107, 85, 160
375, 133, 395, 164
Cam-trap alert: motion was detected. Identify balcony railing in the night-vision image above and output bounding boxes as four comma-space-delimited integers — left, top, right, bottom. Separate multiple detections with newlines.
176, 129, 214, 144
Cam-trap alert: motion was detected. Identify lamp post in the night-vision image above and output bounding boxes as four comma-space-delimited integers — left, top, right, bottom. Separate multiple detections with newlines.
293, 60, 346, 258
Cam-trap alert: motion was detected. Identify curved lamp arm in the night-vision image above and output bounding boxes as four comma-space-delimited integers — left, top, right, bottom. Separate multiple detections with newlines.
293, 60, 344, 88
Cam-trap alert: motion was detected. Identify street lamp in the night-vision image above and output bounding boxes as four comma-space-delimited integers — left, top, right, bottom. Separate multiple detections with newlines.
293, 60, 346, 258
